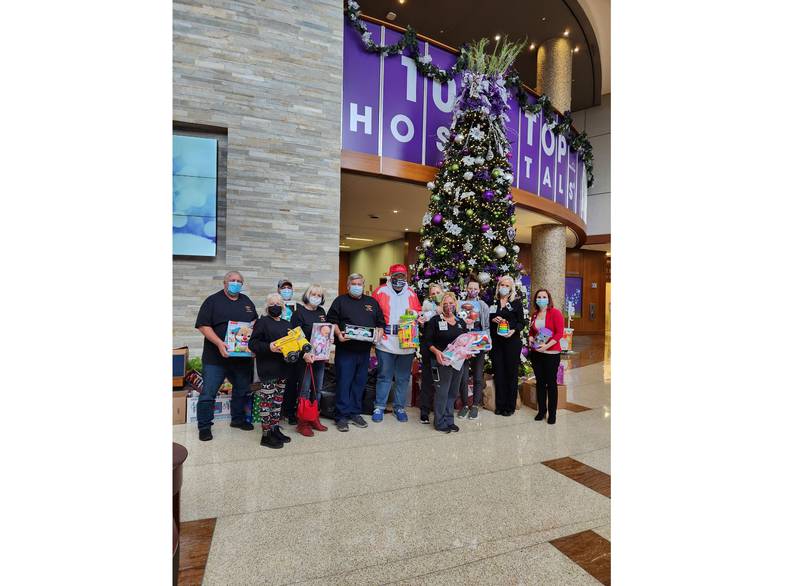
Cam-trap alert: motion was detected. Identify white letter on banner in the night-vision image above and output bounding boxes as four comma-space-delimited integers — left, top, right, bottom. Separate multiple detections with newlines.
400, 56, 418, 103
436, 126, 449, 151
525, 112, 537, 145
432, 79, 456, 112
390, 114, 414, 143
558, 174, 563, 194
524, 156, 533, 178
350, 103, 372, 135
541, 124, 555, 156
557, 135, 567, 162
542, 167, 552, 188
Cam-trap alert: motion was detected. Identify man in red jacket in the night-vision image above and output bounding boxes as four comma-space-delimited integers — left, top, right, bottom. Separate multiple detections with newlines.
372, 264, 422, 422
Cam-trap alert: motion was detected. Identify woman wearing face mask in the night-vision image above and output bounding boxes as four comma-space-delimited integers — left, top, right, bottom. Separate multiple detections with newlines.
457, 278, 491, 419
422, 292, 468, 433
290, 284, 330, 436
489, 275, 525, 417
528, 288, 565, 424
249, 294, 294, 448
417, 283, 444, 424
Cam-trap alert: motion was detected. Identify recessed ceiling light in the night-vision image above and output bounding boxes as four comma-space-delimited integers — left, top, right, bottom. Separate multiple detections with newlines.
392, 209, 399, 213
563, 29, 570, 37
573, 46, 579, 53
440, 29, 444, 33
404, 228, 409, 231
345, 236, 374, 242
339, 245, 351, 249
398, 0, 405, 4
605, 251, 611, 256
494, 34, 501, 41
529, 43, 535, 50
386, 11, 396, 21
541, 17, 546, 22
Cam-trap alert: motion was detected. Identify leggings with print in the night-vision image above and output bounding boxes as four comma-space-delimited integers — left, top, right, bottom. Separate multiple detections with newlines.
257, 378, 285, 432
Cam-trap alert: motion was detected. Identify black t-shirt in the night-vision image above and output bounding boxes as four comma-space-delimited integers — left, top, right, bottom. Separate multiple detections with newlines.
326, 293, 386, 354
290, 304, 327, 340
423, 315, 468, 353
194, 290, 258, 365
488, 298, 525, 341
249, 316, 292, 381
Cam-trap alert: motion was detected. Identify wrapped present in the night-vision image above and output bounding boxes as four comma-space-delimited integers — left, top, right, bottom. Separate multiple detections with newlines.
225, 320, 254, 357
398, 309, 419, 349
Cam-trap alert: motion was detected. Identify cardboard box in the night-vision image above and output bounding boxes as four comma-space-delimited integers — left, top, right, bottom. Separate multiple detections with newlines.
172, 391, 187, 425
518, 381, 568, 410
482, 377, 519, 411
186, 393, 231, 424
173, 347, 189, 388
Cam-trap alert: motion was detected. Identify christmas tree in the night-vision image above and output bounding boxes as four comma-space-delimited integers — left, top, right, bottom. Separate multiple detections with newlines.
412, 39, 533, 374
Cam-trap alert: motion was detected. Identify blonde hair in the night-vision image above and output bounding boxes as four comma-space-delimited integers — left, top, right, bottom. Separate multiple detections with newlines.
264, 292, 284, 313
428, 283, 444, 296
441, 292, 458, 306
495, 275, 517, 302
302, 284, 325, 305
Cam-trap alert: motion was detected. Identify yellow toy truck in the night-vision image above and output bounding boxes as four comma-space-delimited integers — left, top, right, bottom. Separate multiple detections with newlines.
273, 327, 312, 363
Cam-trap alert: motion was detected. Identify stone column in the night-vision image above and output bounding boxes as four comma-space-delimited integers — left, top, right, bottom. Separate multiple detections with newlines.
530, 225, 566, 312
535, 38, 573, 113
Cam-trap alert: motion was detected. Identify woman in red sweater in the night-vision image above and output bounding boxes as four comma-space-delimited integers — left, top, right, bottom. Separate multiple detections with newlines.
528, 289, 565, 424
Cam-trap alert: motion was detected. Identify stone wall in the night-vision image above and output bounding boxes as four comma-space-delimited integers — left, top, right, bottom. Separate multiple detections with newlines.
173, 0, 343, 354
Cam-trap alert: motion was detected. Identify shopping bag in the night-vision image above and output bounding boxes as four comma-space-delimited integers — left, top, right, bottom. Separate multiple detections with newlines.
297, 363, 320, 422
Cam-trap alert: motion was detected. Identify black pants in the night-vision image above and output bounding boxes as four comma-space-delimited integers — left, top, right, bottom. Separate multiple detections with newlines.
531, 352, 561, 416
419, 347, 434, 415
281, 361, 302, 418
459, 351, 486, 406
490, 336, 522, 412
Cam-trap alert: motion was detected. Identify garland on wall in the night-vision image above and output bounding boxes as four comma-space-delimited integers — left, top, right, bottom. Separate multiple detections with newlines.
344, 0, 595, 187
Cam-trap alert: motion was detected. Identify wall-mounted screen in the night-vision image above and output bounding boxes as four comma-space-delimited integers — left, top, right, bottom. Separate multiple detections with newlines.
173, 135, 217, 256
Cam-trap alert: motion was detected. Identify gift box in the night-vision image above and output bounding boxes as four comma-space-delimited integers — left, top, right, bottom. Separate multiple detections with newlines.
225, 321, 254, 358
186, 393, 232, 424
172, 390, 187, 424
557, 362, 565, 385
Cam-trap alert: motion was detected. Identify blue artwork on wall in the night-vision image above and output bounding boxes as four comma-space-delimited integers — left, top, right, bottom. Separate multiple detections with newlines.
173, 135, 217, 256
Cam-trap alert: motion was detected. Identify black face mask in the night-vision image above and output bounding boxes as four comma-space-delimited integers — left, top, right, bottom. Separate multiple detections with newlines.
267, 305, 282, 318
391, 278, 406, 291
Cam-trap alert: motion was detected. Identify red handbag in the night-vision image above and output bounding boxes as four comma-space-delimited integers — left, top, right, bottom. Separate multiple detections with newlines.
296, 363, 320, 422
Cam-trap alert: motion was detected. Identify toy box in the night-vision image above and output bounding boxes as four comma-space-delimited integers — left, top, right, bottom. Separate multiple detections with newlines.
310, 323, 334, 361
442, 332, 492, 370
532, 327, 552, 349
173, 347, 188, 388
344, 324, 375, 342
186, 392, 231, 424
497, 319, 509, 336
224, 321, 254, 357
398, 310, 419, 349
274, 326, 312, 363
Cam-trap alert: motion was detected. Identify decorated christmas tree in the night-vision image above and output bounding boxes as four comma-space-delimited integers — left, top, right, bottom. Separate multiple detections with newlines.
411, 39, 534, 375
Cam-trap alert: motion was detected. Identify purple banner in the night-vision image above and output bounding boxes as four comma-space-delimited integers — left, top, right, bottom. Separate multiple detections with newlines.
565, 276, 583, 318
342, 20, 586, 221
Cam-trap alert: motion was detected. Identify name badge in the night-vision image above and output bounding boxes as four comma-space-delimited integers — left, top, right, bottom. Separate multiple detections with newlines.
489, 305, 497, 313
438, 320, 448, 331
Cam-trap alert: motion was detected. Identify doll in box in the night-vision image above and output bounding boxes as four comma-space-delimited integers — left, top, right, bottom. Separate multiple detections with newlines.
310, 323, 333, 361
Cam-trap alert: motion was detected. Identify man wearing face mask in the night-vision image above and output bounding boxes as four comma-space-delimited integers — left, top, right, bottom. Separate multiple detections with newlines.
277, 279, 296, 321
372, 264, 422, 422
457, 279, 491, 420
194, 271, 257, 441
327, 273, 386, 432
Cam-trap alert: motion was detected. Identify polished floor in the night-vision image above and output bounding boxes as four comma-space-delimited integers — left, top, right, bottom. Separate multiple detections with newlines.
173, 336, 611, 585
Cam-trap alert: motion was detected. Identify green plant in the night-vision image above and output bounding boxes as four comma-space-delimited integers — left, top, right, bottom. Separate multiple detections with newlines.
464, 37, 524, 76
187, 356, 203, 373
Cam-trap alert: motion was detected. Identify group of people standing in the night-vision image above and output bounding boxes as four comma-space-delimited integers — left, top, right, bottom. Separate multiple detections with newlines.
192, 265, 565, 448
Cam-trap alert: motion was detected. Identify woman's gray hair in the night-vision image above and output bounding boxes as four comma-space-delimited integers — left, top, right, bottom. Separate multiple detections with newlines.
301, 284, 325, 305
264, 292, 284, 313
346, 273, 364, 287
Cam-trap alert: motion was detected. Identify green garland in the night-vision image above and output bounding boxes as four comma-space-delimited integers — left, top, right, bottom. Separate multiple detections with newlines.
345, 0, 595, 187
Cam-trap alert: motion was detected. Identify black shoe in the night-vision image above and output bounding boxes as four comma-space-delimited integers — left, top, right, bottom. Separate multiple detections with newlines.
260, 430, 283, 449
449, 424, 460, 432
434, 426, 451, 433
199, 428, 212, 441
336, 420, 349, 432
535, 412, 546, 421
272, 425, 291, 443
420, 412, 430, 424
349, 415, 368, 428
501, 410, 513, 417
494, 409, 502, 415
230, 421, 254, 431
547, 415, 556, 425
286, 415, 298, 426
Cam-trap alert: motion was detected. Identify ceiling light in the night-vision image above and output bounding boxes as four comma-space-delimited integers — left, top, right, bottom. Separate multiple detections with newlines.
541, 17, 546, 22
392, 209, 399, 213
563, 29, 570, 37
440, 29, 444, 34
494, 34, 501, 41
339, 245, 351, 249
404, 228, 409, 231
573, 46, 579, 53
386, 11, 396, 21
606, 251, 611, 256
345, 236, 374, 242
398, 0, 405, 4
529, 43, 535, 50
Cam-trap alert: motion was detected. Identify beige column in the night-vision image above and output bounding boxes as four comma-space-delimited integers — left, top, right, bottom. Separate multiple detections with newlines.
535, 37, 573, 113
530, 225, 566, 312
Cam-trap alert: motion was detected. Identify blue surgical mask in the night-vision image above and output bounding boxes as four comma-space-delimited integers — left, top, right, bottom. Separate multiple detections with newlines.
227, 282, 242, 295
309, 295, 322, 307
498, 286, 510, 297
536, 298, 549, 308
280, 288, 293, 301
349, 284, 363, 297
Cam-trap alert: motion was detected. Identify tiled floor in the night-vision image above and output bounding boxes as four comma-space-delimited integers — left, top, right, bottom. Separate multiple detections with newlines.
173, 341, 611, 584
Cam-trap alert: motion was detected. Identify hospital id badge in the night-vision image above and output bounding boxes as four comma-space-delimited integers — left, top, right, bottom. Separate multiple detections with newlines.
438, 320, 448, 331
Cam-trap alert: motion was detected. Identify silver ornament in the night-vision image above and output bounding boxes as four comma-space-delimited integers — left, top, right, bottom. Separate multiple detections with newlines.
478, 271, 491, 285
512, 244, 520, 253
455, 133, 465, 144
423, 239, 432, 248
494, 245, 508, 258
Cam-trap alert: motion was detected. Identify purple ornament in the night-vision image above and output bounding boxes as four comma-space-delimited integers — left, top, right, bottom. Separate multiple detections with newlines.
521, 346, 529, 357
506, 151, 513, 160
436, 160, 444, 168
432, 213, 443, 225
483, 190, 495, 201
481, 223, 490, 232
424, 269, 432, 277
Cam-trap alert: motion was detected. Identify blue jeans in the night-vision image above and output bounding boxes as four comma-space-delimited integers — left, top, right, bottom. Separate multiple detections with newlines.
374, 349, 414, 411
334, 349, 370, 422
299, 361, 326, 400
198, 361, 252, 430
